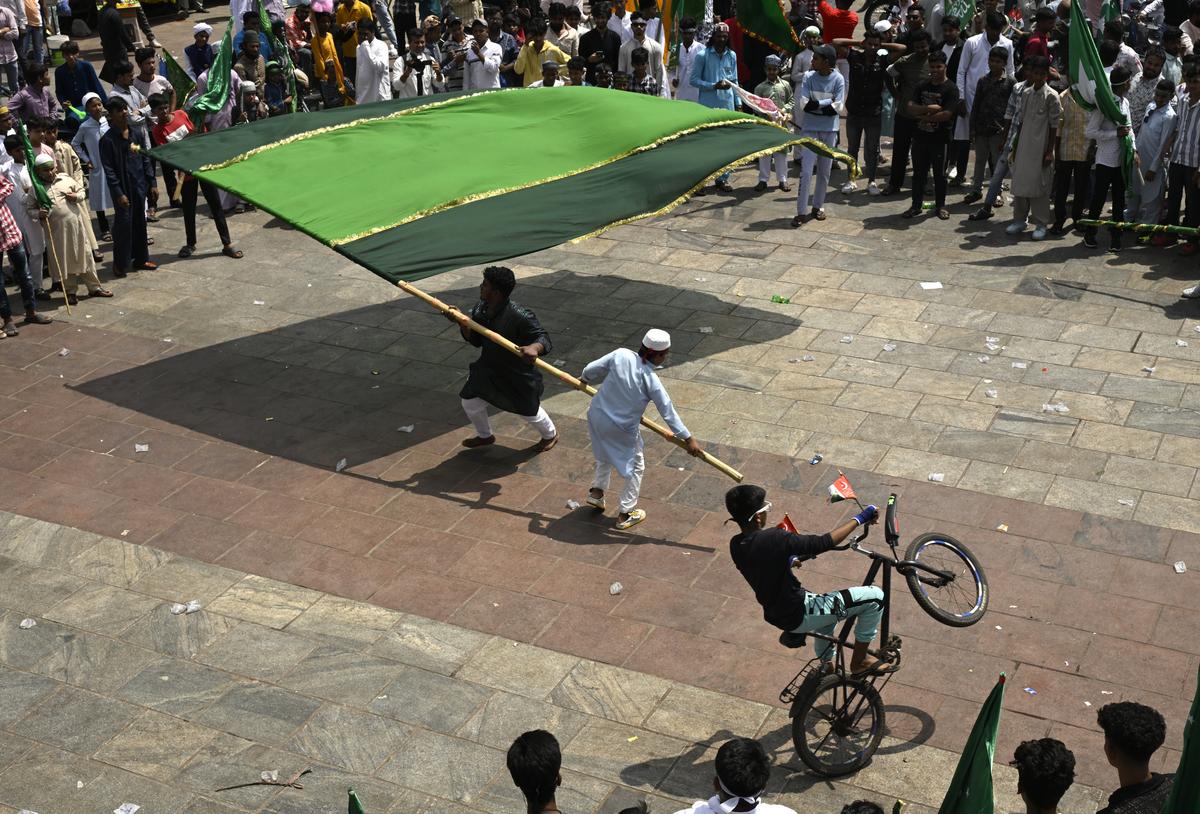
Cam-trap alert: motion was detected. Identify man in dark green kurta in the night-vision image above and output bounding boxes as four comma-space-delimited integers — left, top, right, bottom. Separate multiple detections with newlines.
451, 266, 559, 450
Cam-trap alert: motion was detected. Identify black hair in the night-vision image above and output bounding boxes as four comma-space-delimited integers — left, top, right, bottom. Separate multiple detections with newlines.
725, 484, 767, 524
1189, 0, 1200, 14
840, 803, 885, 814
111, 59, 134, 77
1012, 739, 1075, 809
528, 18, 549, 35
927, 49, 947, 64
483, 266, 516, 297
243, 10, 260, 24
1157, 77, 1177, 93
146, 92, 170, 110
1098, 40, 1119, 66
406, 26, 424, 39
1185, 63, 1200, 79
506, 730, 560, 814
105, 96, 130, 113
942, 14, 960, 28
984, 9, 1005, 30
1024, 54, 1049, 71
616, 803, 649, 814
1145, 45, 1167, 64
548, 1, 565, 14
631, 46, 650, 64
680, 15, 696, 28
60, 40, 80, 55
567, 55, 585, 69
136, 46, 158, 64
907, 29, 932, 45
714, 738, 770, 799
988, 44, 1009, 60
25, 61, 48, 82
1103, 19, 1124, 39
591, 0, 610, 14
1163, 25, 1183, 42
1097, 702, 1166, 764
1034, 6, 1055, 21
359, 17, 376, 33
2, 134, 19, 152
630, 10, 645, 22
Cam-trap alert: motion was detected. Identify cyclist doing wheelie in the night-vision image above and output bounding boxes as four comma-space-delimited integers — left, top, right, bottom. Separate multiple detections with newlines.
725, 484, 899, 676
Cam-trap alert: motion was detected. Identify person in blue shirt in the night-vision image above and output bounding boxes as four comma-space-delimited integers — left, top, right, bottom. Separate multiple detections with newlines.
689, 21, 739, 194
794, 44, 846, 226
54, 41, 107, 119
233, 12, 274, 62
185, 22, 219, 78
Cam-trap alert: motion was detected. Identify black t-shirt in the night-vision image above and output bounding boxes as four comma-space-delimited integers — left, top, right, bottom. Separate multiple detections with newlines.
729, 527, 836, 631
1098, 774, 1174, 814
911, 78, 960, 140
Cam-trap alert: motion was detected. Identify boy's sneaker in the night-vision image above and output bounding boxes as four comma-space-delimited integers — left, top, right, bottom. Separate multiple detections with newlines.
1005, 220, 1028, 235
867, 181, 882, 196
968, 206, 994, 221
1032, 225, 1048, 240
840, 180, 857, 193
963, 190, 982, 203
1182, 285, 1200, 299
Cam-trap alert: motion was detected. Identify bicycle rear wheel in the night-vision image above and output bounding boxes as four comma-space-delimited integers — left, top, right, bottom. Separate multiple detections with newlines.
791, 673, 885, 777
904, 533, 988, 627
861, 0, 897, 32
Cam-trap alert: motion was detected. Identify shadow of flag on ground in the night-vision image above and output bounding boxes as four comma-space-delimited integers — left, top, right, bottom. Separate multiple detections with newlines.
149, 87, 810, 283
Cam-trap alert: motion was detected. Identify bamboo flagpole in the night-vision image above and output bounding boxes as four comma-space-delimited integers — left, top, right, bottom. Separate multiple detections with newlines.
395, 280, 745, 482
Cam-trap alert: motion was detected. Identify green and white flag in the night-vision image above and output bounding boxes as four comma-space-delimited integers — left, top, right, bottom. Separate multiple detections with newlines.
938, 675, 1006, 814
1068, 0, 1134, 182
1099, 0, 1120, 23
1161, 666, 1200, 814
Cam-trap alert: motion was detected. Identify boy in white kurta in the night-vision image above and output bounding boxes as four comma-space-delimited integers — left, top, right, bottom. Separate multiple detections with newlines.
671, 738, 798, 814
581, 328, 702, 530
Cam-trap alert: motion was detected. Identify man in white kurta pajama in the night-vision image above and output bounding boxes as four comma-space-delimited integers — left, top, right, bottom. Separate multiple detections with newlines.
581, 329, 702, 530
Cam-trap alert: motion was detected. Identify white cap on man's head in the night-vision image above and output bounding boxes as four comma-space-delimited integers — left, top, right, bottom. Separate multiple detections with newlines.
33, 154, 55, 167
193, 21, 213, 34
642, 328, 671, 351
873, 19, 892, 33
81, 91, 101, 106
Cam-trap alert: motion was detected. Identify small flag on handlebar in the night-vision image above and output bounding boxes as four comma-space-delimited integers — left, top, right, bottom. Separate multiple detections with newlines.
828, 474, 857, 503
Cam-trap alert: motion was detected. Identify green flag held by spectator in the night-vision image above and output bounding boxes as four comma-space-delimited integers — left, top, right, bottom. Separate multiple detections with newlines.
186, 21, 235, 129
1161, 667, 1199, 814
1068, 0, 1134, 182
938, 675, 1006, 814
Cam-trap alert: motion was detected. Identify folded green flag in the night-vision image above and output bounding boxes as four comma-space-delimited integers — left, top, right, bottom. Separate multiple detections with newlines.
349, 788, 366, 814
1068, 0, 1134, 183
1160, 666, 1199, 814
938, 674, 1006, 814
187, 20, 234, 128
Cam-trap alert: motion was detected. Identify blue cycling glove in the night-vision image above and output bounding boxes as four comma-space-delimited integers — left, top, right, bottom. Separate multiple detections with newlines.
853, 505, 878, 526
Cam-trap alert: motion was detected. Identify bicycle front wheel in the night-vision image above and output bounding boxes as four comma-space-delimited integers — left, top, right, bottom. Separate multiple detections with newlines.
791, 673, 885, 777
904, 533, 988, 627
861, 0, 896, 31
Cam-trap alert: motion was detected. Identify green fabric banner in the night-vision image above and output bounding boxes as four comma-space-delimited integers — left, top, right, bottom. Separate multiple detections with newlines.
16, 121, 50, 210
156, 87, 770, 245
938, 675, 1006, 814
187, 20, 235, 129
151, 87, 812, 283
1161, 666, 1199, 814
160, 47, 196, 107
737, 0, 800, 54
1068, 0, 1134, 183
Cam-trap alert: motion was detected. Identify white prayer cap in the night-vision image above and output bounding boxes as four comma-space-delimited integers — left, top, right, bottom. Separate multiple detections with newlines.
81, 91, 101, 106
873, 19, 892, 33
33, 153, 54, 167
193, 22, 213, 35
241, 81, 258, 92
642, 328, 671, 351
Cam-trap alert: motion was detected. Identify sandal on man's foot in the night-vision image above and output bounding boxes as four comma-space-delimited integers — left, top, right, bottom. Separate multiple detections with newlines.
791, 213, 810, 228
533, 434, 558, 452
936, 208, 950, 220
850, 657, 900, 676
2, 321, 17, 337
66, 293, 78, 306
178, 245, 195, 258
900, 207, 921, 219
615, 508, 647, 530
222, 245, 244, 259
586, 491, 606, 511
91, 250, 103, 262
968, 207, 993, 221
23, 312, 52, 325
461, 435, 495, 448
137, 261, 159, 271
88, 288, 113, 298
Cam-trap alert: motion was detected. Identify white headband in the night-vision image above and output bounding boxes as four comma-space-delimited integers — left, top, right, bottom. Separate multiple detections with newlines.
712, 777, 764, 813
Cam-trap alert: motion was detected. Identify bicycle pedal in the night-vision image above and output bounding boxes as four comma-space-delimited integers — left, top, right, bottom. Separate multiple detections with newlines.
886, 635, 902, 651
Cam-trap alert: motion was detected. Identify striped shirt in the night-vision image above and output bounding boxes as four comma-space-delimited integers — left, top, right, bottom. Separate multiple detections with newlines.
1058, 89, 1091, 162
1172, 93, 1200, 168
0, 175, 24, 252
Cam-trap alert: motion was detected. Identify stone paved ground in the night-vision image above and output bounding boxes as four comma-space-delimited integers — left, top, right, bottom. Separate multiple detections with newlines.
0, 511, 1111, 814
1, 6, 1197, 802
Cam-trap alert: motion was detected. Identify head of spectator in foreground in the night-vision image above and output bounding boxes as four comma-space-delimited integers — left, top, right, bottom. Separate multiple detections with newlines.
567, 55, 585, 85
710, 738, 770, 812
840, 802, 885, 814
1011, 738, 1075, 814
507, 730, 561, 814
480, 265, 516, 307
1097, 702, 1166, 780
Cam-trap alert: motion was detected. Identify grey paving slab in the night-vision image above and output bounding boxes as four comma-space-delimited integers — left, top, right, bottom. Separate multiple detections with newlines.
194, 682, 322, 744
10, 685, 140, 753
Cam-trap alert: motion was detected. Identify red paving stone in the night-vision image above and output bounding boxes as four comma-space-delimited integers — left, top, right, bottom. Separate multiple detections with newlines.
1, 337, 1197, 788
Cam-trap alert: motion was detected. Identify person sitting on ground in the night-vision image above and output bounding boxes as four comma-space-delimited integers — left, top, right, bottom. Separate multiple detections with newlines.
725, 484, 896, 675
507, 730, 562, 814
672, 737, 796, 814
1011, 738, 1075, 814
1096, 701, 1174, 814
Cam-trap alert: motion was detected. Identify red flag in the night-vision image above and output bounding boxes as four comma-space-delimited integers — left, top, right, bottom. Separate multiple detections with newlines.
828, 475, 857, 503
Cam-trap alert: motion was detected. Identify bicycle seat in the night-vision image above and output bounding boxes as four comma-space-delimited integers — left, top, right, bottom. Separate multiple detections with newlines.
779, 631, 808, 649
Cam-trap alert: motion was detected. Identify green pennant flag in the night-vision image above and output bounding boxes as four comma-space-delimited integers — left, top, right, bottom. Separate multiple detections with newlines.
15, 121, 51, 210
186, 20, 235, 129
662, 0, 711, 68
348, 788, 366, 814
736, 0, 800, 55
1068, 0, 1134, 183
938, 674, 1006, 814
945, 0, 974, 25
160, 47, 197, 107
1161, 666, 1200, 814
1099, 0, 1120, 23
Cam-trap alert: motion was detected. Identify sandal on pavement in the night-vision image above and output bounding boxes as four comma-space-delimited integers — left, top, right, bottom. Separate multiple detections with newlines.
615, 508, 647, 530
534, 434, 558, 452
137, 261, 159, 271
91, 249, 103, 262
2, 321, 17, 337
586, 493, 606, 511
936, 208, 950, 220
850, 657, 900, 676
178, 245, 195, 258
88, 288, 113, 298
222, 246, 244, 259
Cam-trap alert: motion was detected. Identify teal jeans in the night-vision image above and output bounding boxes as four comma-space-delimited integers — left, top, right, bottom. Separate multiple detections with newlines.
790, 585, 885, 662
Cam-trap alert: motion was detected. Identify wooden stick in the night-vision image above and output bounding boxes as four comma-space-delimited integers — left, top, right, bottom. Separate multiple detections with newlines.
395, 279, 744, 482
40, 218, 70, 316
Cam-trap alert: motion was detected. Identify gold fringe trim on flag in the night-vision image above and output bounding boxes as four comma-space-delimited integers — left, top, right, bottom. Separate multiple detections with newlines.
567, 136, 859, 245
330, 117, 785, 245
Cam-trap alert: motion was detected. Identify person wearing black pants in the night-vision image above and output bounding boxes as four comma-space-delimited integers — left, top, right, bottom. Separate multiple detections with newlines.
1052, 157, 1091, 231
883, 31, 931, 194
902, 49, 959, 219
179, 177, 243, 258
98, 97, 156, 278
1083, 66, 1132, 252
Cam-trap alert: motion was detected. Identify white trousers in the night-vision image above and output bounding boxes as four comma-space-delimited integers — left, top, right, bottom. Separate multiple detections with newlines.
797, 129, 839, 214
460, 397, 556, 440
592, 451, 644, 513
758, 152, 788, 183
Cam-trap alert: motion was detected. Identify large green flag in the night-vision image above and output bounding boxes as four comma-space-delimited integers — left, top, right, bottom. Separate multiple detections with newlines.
15, 121, 50, 210
737, 0, 800, 55
186, 20, 235, 129
1068, 0, 1134, 183
348, 788, 366, 814
1161, 666, 1200, 814
159, 47, 196, 107
938, 675, 1006, 814
258, 0, 298, 112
